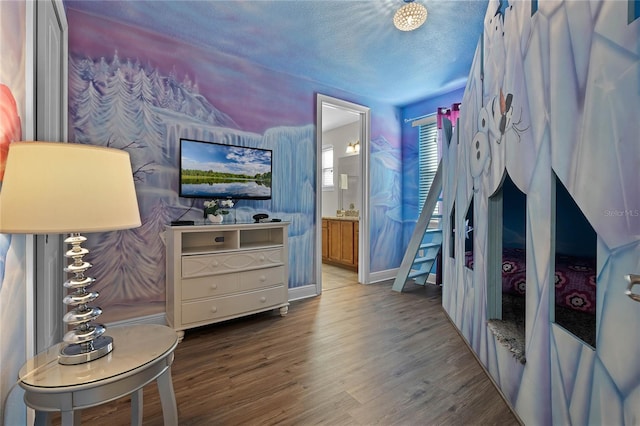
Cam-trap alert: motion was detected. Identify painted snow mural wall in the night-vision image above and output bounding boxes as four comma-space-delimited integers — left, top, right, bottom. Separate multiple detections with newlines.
66, 8, 403, 322
442, 0, 640, 424
0, 2, 27, 424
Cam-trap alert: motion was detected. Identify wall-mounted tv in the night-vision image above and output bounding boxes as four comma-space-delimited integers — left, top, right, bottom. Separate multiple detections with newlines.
179, 139, 272, 200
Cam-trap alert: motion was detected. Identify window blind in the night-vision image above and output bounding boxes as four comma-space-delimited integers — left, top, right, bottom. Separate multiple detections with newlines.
322, 146, 334, 189
418, 120, 438, 213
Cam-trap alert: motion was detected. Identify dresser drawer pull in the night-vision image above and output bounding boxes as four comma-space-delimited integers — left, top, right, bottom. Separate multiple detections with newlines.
260, 296, 267, 303
210, 284, 218, 290
212, 260, 219, 267
211, 306, 217, 313
259, 275, 266, 282
258, 255, 265, 262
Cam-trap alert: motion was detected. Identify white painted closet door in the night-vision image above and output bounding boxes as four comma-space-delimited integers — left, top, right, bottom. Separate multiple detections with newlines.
35, 0, 68, 353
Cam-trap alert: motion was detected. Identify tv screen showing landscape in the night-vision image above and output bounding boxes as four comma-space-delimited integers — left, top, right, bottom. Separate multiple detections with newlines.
179, 139, 272, 200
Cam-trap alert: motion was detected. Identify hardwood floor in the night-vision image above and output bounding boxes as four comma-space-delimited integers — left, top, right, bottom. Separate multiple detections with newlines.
321, 263, 358, 291
72, 273, 520, 425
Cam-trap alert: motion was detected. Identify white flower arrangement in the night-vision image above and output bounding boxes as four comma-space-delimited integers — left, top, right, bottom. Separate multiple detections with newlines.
203, 199, 235, 217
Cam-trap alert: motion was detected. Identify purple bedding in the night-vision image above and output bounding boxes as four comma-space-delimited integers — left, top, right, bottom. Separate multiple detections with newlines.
465, 248, 596, 315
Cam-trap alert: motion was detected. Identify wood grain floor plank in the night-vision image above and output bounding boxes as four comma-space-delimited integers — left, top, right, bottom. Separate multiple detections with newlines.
55, 265, 518, 425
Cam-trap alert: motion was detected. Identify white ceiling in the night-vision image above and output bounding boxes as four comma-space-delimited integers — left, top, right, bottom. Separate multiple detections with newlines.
322, 105, 361, 132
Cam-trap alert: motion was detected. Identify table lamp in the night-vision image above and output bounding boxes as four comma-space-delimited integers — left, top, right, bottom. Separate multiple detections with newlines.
0, 142, 141, 365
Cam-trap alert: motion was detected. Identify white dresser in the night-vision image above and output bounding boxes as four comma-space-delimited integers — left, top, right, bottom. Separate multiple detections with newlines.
165, 222, 289, 337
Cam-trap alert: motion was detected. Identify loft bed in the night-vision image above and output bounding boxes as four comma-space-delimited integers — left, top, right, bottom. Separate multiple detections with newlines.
470, 174, 596, 355
466, 247, 596, 346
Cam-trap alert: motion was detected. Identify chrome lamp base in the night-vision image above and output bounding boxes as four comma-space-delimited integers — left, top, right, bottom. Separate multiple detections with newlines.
59, 233, 113, 365
59, 335, 113, 365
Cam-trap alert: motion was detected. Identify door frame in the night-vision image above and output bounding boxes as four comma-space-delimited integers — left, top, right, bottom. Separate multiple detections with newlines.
316, 94, 371, 291
28, 0, 69, 353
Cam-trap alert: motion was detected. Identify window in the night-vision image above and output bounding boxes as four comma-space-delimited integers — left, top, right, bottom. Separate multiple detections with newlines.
630, 0, 640, 23
322, 145, 334, 190
416, 115, 438, 214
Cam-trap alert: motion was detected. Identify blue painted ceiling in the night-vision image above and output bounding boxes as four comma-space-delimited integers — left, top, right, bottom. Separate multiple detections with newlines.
63, 0, 488, 106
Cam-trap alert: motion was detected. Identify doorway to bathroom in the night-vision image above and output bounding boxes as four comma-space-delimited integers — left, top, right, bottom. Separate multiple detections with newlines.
316, 94, 370, 293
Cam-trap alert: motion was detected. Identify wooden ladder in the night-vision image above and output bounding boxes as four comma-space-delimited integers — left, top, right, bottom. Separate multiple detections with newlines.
392, 160, 443, 292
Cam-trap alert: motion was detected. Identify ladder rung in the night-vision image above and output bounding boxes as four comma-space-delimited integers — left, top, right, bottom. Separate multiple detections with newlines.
392, 160, 443, 293
408, 270, 430, 279
419, 243, 440, 250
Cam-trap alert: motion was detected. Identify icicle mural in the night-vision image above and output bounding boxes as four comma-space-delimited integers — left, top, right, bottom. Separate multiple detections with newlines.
69, 53, 316, 320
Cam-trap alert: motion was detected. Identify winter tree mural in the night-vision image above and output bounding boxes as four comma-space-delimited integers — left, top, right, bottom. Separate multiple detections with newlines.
68, 52, 316, 320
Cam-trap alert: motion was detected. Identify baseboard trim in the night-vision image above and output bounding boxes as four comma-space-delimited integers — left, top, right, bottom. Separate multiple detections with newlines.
368, 268, 398, 284
288, 284, 319, 301
426, 273, 437, 285
370, 270, 438, 286
106, 312, 167, 328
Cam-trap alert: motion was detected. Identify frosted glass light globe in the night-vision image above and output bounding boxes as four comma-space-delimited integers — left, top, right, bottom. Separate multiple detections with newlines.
393, 2, 428, 31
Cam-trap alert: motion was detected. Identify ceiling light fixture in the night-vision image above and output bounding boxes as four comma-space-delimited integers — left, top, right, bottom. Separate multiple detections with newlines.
393, 0, 428, 32
346, 140, 360, 154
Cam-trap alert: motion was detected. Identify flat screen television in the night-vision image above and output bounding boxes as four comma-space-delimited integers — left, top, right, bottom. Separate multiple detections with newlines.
179, 139, 272, 200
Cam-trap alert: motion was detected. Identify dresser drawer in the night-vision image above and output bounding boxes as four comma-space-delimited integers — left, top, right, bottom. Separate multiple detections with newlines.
182, 266, 285, 300
240, 266, 285, 291
181, 273, 239, 301
181, 286, 286, 325
182, 248, 283, 278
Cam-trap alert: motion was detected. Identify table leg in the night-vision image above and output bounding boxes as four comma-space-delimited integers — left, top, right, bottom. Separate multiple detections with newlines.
60, 410, 80, 426
131, 389, 143, 426
157, 367, 178, 425
34, 411, 51, 426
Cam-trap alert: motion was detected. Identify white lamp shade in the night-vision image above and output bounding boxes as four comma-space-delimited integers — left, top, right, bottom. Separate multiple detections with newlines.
0, 142, 141, 234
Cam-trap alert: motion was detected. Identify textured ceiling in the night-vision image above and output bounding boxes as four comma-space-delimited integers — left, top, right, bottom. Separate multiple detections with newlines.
63, 0, 488, 106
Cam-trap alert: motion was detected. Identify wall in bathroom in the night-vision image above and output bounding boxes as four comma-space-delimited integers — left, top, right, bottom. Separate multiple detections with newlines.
321, 121, 359, 217
338, 154, 359, 213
